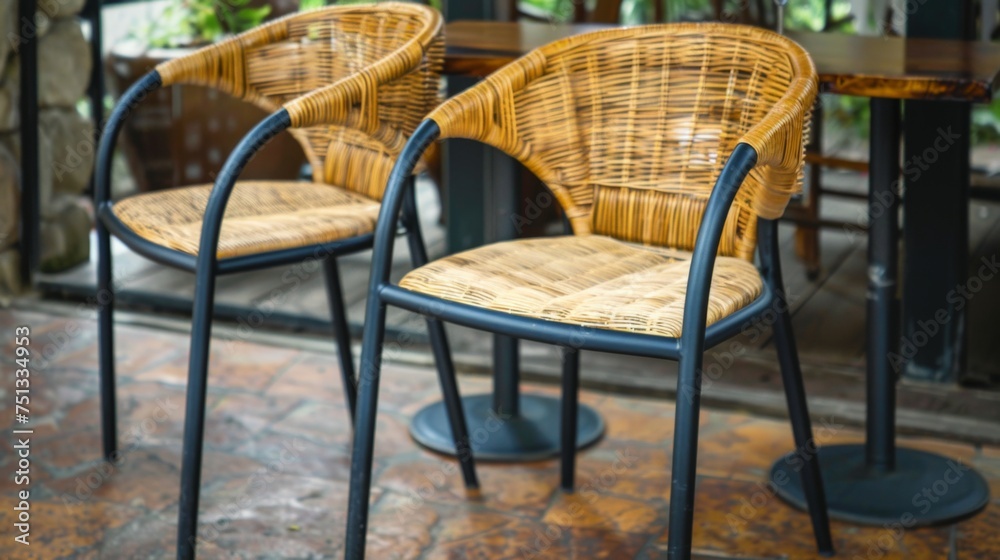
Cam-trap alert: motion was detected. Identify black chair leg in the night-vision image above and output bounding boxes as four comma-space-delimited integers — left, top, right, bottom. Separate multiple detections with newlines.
323, 256, 358, 423
771, 308, 834, 553
773, 292, 835, 556
345, 299, 388, 560
666, 349, 704, 560
175, 266, 218, 560
424, 317, 479, 489
401, 179, 477, 488
560, 347, 580, 492
96, 222, 118, 460
760, 217, 834, 556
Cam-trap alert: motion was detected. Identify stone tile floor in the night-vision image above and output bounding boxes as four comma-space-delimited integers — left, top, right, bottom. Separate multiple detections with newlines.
0, 308, 998, 559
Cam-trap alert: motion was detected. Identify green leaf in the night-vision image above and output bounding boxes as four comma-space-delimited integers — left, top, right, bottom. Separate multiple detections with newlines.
236, 5, 271, 28
198, 12, 223, 42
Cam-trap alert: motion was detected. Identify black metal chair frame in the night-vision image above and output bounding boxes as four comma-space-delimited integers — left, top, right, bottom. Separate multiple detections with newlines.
94, 73, 467, 560
344, 120, 836, 560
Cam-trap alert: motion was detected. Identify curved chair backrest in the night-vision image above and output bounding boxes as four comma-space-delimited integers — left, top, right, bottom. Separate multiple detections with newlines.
427, 23, 816, 261
155, 2, 443, 201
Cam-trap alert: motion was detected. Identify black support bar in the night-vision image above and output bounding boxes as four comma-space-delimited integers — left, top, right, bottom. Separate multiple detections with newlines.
83, 0, 104, 194
18, 0, 39, 286
901, 0, 974, 383
866, 97, 901, 472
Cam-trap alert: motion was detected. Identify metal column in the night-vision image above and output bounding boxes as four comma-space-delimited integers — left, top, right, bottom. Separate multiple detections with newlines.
17, 0, 39, 286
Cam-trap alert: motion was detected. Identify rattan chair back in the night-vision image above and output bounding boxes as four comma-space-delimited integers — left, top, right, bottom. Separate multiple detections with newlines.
155, 2, 443, 201
428, 23, 816, 260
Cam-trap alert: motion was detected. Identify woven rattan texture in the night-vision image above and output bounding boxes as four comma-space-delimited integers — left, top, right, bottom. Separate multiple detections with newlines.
112, 182, 380, 259
428, 23, 817, 261
399, 235, 762, 337
155, 3, 443, 201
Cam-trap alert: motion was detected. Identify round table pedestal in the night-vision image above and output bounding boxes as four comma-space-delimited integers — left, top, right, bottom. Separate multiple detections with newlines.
770, 444, 990, 526
410, 393, 605, 461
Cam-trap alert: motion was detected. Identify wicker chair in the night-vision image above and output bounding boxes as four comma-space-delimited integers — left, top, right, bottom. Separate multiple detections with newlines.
93, 4, 448, 558
346, 24, 834, 559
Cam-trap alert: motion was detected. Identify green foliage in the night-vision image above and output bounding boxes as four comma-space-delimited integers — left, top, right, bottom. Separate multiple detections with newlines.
522, 0, 563, 15
316, 0, 442, 8
135, 0, 272, 48
784, 0, 852, 31
972, 101, 1000, 144
522, 0, 851, 28
825, 95, 870, 139
133, 0, 448, 48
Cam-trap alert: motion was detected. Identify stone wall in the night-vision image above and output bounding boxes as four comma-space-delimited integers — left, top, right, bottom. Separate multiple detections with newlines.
0, 0, 94, 296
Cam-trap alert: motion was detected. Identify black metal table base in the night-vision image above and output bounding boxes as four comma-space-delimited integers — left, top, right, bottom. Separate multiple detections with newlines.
771, 98, 990, 528
770, 444, 990, 526
410, 393, 605, 461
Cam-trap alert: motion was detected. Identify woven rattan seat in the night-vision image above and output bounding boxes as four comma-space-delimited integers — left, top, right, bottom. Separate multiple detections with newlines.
111, 181, 380, 259
399, 235, 761, 337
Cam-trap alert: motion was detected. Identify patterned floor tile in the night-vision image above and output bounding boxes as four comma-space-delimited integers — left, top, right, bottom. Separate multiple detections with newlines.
1, 310, 994, 559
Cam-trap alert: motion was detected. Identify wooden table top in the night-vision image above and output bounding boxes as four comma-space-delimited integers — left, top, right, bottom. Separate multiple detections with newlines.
445, 21, 1000, 103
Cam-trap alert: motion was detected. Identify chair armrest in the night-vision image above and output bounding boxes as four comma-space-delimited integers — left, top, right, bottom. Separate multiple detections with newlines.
153, 22, 285, 105
193, 109, 292, 266
95, 71, 163, 207
680, 143, 758, 341
95, 15, 290, 208
367, 119, 441, 288
737, 71, 818, 219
